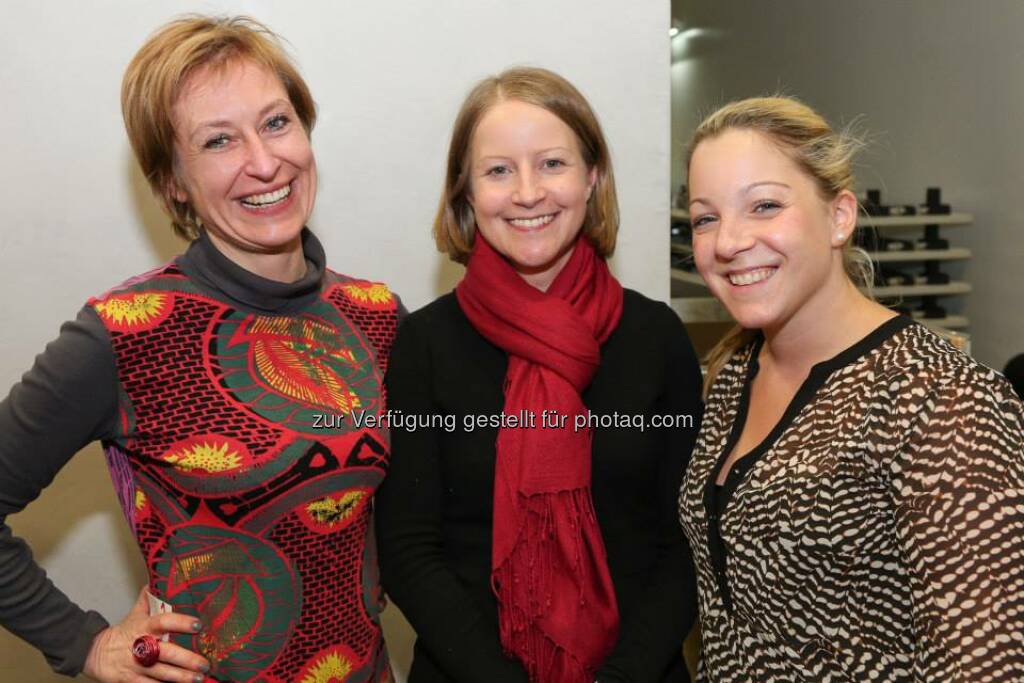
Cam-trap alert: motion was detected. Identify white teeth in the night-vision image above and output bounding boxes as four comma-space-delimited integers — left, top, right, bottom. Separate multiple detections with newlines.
728, 267, 777, 286
508, 214, 555, 228
241, 184, 291, 207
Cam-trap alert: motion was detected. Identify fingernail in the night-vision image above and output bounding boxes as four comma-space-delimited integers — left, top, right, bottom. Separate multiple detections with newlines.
199, 662, 210, 673
194, 675, 205, 683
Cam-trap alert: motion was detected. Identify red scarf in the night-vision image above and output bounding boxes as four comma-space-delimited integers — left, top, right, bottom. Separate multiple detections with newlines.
456, 236, 622, 683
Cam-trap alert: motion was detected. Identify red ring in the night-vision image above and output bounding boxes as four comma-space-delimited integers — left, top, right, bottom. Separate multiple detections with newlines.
131, 634, 160, 667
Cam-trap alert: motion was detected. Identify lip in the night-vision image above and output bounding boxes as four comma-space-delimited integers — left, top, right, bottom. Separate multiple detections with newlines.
722, 265, 779, 288
504, 211, 559, 231
237, 180, 296, 216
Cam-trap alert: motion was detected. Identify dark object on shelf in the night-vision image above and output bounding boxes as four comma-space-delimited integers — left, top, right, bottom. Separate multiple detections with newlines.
861, 189, 916, 217
854, 229, 877, 250
913, 303, 947, 319
671, 220, 692, 242
879, 268, 914, 286
920, 187, 951, 215
862, 189, 884, 216
916, 237, 950, 250
878, 237, 915, 251
1003, 354, 1024, 401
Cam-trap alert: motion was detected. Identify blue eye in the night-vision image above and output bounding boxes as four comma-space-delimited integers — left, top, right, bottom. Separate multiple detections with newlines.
543, 158, 566, 169
204, 134, 229, 150
266, 114, 289, 132
486, 165, 511, 177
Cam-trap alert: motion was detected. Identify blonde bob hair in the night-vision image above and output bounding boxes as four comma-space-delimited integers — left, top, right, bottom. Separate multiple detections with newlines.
685, 96, 872, 396
122, 15, 317, 241
433, 67, 619, 264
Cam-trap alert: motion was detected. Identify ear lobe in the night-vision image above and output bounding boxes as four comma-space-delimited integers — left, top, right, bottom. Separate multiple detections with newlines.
587, 166, 598, 199
168, 176, 188, 204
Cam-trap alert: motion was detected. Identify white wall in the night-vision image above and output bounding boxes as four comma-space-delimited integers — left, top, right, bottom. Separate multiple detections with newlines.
0, 1, 670, 680
671, 0, 1024, 370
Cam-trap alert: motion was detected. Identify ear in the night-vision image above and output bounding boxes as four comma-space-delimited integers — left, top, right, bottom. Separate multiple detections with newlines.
586, 166, 598, 200
830, 189, 858, 247
167, 174, 188, 204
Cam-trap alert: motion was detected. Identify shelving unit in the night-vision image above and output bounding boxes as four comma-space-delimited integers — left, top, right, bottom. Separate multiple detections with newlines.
869, 248, 970, 263
669, 207, 974, 335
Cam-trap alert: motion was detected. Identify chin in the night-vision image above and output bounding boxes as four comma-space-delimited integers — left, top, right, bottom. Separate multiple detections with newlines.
720, 301, 779, 331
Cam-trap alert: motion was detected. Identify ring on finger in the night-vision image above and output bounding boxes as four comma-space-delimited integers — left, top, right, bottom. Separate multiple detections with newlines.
131, 634, 160, 667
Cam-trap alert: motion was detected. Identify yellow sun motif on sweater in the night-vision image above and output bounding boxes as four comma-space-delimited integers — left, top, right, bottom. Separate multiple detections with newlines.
340, 282, 392, 306
300, 651, 353, 683
162, 441, 242, 473
94, 293, 172, 331
305, 492, 367, 528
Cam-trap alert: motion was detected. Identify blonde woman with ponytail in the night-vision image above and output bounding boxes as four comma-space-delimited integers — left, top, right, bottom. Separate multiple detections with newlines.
678, 97, 1023, 682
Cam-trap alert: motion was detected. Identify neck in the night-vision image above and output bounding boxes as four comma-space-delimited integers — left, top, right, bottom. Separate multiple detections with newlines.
760, 270, 894, 379
205, 231, 307, 283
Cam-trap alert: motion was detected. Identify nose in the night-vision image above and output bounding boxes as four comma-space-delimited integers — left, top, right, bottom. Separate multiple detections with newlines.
713, 214, 756, 261
512, 169, 546, 206
244, 135, 281, 181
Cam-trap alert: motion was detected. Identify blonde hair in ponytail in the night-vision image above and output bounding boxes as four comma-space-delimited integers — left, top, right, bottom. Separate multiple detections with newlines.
685, 96, 872, 397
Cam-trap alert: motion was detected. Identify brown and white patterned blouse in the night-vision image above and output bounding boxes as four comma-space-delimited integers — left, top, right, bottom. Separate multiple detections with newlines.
679, 316, 1024, 682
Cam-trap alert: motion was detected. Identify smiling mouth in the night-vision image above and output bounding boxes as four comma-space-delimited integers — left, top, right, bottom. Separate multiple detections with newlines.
241, 182, 292, 208
727, 267, 777, 286
507, 213, 556, 229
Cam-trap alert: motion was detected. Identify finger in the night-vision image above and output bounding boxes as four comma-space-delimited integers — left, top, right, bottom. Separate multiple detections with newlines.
148, 612, 204, 636
127, 674, 166, 683
155, 640, 211, 674
145, 661, 207, 683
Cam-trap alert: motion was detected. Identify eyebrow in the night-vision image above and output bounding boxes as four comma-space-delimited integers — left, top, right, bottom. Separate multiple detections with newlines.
475, 147, 574, 161
743, 180, 790, 192
189, 99, 292, 139
689, 180, 791, 207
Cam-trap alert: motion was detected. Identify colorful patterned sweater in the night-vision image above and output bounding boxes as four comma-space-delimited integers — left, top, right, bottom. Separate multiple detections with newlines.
0, 229, 400, 682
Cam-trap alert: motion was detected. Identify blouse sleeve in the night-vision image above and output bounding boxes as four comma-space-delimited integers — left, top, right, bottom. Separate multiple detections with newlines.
0, 305, 119, 676
596, 303, 702, 683
375, 313, 529, 683
887, 366, 1024, 681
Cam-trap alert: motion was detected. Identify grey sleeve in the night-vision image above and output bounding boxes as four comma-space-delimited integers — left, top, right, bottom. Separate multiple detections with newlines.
0, 305, 120, 676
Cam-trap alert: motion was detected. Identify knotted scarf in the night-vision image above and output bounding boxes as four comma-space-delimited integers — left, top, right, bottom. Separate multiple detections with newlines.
455, 235, 622, 683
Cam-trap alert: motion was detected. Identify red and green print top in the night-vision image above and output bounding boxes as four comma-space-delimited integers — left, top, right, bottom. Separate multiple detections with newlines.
89, 230, 398, 683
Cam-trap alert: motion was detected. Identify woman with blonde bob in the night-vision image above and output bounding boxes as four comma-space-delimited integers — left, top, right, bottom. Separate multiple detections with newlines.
376, 67, 702, 682
0, 15, 400, 682
678, 96, 1024, 681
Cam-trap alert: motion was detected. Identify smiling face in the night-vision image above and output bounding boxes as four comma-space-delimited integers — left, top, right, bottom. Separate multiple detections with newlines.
171, 59, 316, 263
688, 128, 855, 335
467, 99, 596, 290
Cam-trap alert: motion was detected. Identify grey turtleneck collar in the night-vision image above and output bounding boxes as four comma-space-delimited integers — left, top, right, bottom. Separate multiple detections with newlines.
175, 228, 326, 315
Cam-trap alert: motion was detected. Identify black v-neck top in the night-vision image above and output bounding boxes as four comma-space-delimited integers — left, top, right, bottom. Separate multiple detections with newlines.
679, 317, 1024, 682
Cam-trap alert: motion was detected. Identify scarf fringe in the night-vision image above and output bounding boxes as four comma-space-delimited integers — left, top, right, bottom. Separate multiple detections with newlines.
493, 487, 609, 683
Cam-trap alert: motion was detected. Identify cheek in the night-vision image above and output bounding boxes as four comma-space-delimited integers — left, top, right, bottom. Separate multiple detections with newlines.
554, 176, 591, 209
691, 233, 716, 271
468, 184, 506, 221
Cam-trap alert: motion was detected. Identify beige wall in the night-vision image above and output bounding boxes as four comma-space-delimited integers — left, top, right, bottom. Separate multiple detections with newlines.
671, 0, 1024, 370
0, 1, 670, 680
